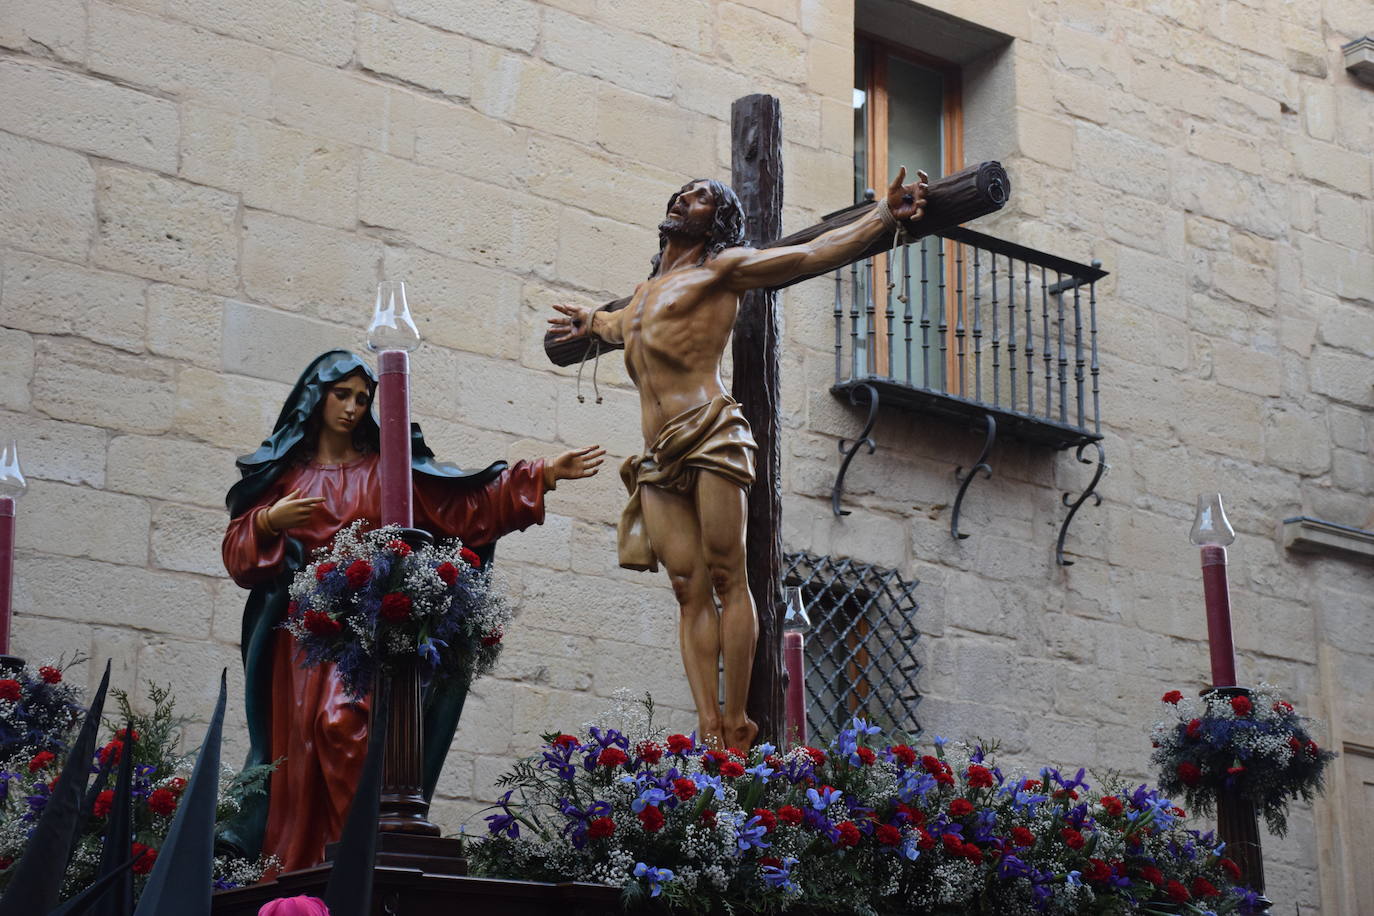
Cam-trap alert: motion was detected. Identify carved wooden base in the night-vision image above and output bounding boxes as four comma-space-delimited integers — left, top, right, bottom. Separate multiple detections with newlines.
324, 833, 466, 876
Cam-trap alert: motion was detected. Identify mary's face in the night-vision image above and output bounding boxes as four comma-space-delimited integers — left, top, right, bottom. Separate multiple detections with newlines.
321, 375, 372, 437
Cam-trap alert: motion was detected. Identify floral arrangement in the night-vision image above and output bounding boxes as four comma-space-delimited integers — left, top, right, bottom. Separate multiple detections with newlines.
284, 520, 510, 700
470, 697, 1261, 915
0, 681, 276, 900
0, 657, 84, 765
1151, 686, 1335, 836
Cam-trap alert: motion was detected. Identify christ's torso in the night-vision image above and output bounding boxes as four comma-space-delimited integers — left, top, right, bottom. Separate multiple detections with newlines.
623, 263, 739, 443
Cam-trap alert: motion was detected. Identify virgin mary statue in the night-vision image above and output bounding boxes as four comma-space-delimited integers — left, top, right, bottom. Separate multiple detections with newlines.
219, 350, 601, 870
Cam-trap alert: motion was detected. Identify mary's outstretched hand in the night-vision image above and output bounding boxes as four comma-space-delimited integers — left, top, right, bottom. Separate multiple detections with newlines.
544, 445, 606, 490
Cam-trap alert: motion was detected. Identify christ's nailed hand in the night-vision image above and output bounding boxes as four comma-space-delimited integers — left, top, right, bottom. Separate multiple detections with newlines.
548, 303, 595, 343
544, 445, 607, 490
887, 166, 929, 223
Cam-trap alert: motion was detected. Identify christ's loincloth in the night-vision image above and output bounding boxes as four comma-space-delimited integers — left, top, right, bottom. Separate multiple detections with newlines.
618, 395, 757, 572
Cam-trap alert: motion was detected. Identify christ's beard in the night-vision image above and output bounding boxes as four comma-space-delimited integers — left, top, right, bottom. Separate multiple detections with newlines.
658, 213, 709, 240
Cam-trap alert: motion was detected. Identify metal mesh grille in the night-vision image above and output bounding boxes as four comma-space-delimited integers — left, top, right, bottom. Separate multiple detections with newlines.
782, 551, 922, 740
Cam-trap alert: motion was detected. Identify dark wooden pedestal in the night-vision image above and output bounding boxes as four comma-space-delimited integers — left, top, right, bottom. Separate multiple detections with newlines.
211, 867, 622, 916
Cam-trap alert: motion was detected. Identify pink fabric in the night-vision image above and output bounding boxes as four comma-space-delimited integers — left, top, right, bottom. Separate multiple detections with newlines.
259, 897, 330, 916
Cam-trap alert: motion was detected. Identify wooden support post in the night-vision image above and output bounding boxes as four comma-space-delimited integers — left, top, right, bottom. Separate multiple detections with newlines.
731, 94, 785, 747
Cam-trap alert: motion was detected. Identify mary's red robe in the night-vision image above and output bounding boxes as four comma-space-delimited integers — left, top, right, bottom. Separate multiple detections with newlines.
223, 452, 544, 872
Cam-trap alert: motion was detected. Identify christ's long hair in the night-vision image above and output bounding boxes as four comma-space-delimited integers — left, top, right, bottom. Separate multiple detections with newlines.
648, 179, 746, 278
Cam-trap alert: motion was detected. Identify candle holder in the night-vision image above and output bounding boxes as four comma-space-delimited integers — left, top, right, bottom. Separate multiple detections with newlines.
0, 440, 27, 663
782, 586, 810, 747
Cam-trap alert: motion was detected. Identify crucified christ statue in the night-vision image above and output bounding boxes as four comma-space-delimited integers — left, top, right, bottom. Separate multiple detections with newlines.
549, 167, 928, 750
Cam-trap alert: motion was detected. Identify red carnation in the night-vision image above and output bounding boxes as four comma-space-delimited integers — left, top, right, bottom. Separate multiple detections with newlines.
1022, 779, 1041, 790
965, 764, 994, 788
1192, 876, 1220, 898
1273, 700, 1294, 714
552, 734, 579, 750
344, 559, 373, 589
148, 788, 178, 817
934, 770, 956, 786
704, 749, 729, 767
38, 666, 62, 684
28, 750, 55, 773
1011, 826, 1035, 847
597, 747, 629, 768
587, 817, 615, 839
758, 856, 781, 869
131, 843, 157, 875
1186, 718, 1203, 739
672, 777, 697, 800
0, 679, 20, 701
99, 740, 124, 767
1100, 795, 1124, 816
636, 741, 663, 765
387, 539, 411, 556
666, 733, 693, 754
93, 789, 115, 818
1230, 695, 1252, 716
1165, 880, 1190, 903
314, 562, 336, 581
875, 823, 902, 847
436, 562, 459, 586
835, 820, 861, 848
1162, 690, 1183, 704
1140, 864, 1165, 885
379, 592, 412, 622
1061, 827, 1085, 849
920, 755, 943, 774
802, 746, 826, 766
303, 609, 341, 636
777, 805, 803, 826
752, 808, 777, 833
948, 798, 974, 818
459, 547, 482, 568
1084, 858, 1112, 884
1218, 858, 1241, 880
1306, 740, 1319, 758
700, 808, 716, 826
169, 777, 187, 792
941, 834, 963, 855
961, 842, 984, 865
0, 857, 12, 870
1176, 761, 1202, 786
855, 746, 876, 766
890, 744, 917, 766
116, 727, 139, 742
719, 760, 745, 779
481, 628, 503, 647
637, 806, 664, 833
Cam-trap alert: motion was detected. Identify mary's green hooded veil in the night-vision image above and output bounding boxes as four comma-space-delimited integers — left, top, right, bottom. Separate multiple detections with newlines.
219, 350, 504, 859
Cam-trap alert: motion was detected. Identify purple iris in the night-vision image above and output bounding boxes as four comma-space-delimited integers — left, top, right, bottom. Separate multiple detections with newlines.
760, 856, 798, 894
735, 815, 771, 852
484, 789, 520, 839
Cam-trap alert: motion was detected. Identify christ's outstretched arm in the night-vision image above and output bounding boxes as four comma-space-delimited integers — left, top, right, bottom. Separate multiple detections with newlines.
718, 167, 927, 292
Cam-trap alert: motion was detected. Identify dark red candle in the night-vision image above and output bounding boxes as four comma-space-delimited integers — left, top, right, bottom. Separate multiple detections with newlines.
377, 350, 413, 529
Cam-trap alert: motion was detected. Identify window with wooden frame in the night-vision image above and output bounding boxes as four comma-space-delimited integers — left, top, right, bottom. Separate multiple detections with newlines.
853, 34, 963, 390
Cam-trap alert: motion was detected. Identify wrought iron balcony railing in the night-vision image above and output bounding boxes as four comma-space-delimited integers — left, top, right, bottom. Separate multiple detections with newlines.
829, 222, 1109, 564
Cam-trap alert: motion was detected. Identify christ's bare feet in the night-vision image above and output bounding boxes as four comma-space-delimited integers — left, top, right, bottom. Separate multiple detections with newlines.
724, 716, 758, 751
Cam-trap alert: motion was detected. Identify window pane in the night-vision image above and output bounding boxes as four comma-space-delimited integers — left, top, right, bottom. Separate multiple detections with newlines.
885, 54, 945, 182
853, 41, 870, 203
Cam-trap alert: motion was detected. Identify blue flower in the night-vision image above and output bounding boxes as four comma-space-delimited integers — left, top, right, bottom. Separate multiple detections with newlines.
484, 789, 520, 839
735, 815, 771, 852
933, 735, 948, 750
760, 856, 799, 895
1065, 870, 1082, 887
633, 862, 674, 898
755, 742, 777, 757
631, 787, 669, 813
745, 762, 776, 782
806, 785, 842, 810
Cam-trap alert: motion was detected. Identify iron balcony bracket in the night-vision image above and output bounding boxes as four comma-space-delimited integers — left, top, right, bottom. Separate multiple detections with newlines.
950, 414, 997, 540
832, 383, 880, 517
1055, 441, 1108, 566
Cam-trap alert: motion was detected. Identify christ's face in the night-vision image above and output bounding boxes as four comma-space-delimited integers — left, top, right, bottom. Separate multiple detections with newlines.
659, 180, 715, 239
322, 374, 372, 437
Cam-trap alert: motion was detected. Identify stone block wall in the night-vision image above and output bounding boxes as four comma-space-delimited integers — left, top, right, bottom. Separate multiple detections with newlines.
1, 0, 1371, 909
